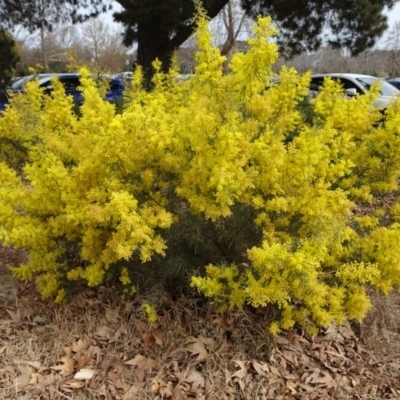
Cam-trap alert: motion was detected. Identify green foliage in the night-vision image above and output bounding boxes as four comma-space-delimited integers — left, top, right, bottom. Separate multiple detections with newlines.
0, 29, 19, 95
242, 0, 395, 56
0, 0, 109, 31
1, 16, 400, 333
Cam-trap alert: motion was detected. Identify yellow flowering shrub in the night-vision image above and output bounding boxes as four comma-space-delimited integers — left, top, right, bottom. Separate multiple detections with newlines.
1, 14, 400, 333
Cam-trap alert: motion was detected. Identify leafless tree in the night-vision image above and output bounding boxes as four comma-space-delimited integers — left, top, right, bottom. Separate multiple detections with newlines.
79, 17, 129, 73
212, 0, 251, 72
384, 21, 400, 78
179, 0, 251, 73
12, 16, 130, 74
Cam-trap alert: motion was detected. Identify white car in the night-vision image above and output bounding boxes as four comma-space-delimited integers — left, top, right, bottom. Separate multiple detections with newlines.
310, 73, 400, 110
112, 72, 133, 81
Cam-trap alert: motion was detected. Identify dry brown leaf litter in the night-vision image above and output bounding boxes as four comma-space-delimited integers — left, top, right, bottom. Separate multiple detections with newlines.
1, 246, 400, 399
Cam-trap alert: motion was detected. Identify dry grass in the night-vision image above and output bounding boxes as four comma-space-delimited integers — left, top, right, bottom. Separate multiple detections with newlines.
1, 246, 400, 399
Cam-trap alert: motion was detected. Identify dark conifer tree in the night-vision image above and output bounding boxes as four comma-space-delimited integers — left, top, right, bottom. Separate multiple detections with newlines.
0, 28, 19, 96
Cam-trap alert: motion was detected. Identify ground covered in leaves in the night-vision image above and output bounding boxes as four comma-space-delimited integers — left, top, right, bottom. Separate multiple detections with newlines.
1, 246, 400, 400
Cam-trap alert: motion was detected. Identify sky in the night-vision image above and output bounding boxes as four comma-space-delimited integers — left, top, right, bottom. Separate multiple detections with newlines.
376, 3, 400, 47
387, 3, 400, 27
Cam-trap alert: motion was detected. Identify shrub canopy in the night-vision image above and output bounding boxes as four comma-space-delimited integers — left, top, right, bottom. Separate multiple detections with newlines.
1, 14, 400, 333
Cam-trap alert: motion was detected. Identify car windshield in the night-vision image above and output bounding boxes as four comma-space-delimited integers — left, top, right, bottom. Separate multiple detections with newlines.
356, 77, 399, 97
11, 76, 33, 91
10, 74, 57, 91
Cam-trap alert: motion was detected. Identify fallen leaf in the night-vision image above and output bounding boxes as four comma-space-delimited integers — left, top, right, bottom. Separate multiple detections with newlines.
282, 350, 298, 366
109, 326, 127, 343
304, 367, 320, 384
89, 345, 104, 364
275, 336, 290, 345
95, 325, 115, 339
33, 315, 45, 324
13, 360, 41, 370
338, 324, 355, 339
232, 360, 248, 379
123, 384, 140, 400
89, 373, 105, 390
252, 361, 269, 377
160, 380, 174, 397
75, 350, 93, 370
142, 332, 154, 347
15, 366, 31, 390
29, 372, 43, 384
39, 371, 56, 386
124, 355, 157, 370
51, 352, 74, 376
172, 385, 187, 400
201, 337, 215, 347
185, 369, 205, 394
299, 383, 316, 392
212, 315, 229, 329
108, 371, 128, 390
74, 368, 96, 380
153, 330, 165, 346
187, 338, 208, 361
269, 364, 280, 376
63, 380, 86, 390
310, 370, 334, 385
7, 308, 21, 323
72, 335, 91, 353
151, 378, 161, 394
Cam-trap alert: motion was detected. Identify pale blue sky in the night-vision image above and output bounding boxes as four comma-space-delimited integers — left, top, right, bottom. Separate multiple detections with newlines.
387, 3, 400, 26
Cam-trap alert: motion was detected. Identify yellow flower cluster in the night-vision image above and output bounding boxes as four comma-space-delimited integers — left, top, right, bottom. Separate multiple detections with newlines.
1, 14, 400, 334
142, 303, 158, 323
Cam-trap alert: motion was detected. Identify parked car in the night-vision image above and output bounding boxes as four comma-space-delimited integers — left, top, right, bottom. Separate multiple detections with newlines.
9, 73, 58, 93
309, 73, 400, 110
386, 77, 400, 90
1, 73, 125, 110
112, 71, 133, 82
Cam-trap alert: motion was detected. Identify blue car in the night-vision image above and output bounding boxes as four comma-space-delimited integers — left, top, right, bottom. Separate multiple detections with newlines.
1, 73, 125, 110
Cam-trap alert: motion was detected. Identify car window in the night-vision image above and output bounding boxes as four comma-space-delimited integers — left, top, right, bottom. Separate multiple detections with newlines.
110, 81, 124, 91
310, 77, 325, 91
59, 77, 81, 91
310, 76, 363, 94
388, 81, 400, 90
333, 78, 363, 94
356, 77, 399, 97
11, 76, 33, 91
13, 74, 57, 91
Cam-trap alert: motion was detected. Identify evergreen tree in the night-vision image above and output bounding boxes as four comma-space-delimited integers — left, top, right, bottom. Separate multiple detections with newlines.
241, 0, 397, 56
0, 0, 111, 31
0, 29, 19, 97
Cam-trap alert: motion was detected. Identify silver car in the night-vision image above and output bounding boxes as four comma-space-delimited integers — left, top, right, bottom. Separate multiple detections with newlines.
310, 73, 399, 110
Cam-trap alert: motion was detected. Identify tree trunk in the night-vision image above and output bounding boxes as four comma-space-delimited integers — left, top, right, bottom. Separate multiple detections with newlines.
124, 0, 230, 87
136, 26, 175, 88
40, 25, 49, 72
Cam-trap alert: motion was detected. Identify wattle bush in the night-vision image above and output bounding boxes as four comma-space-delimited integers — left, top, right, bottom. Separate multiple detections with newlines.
1, 14, 400, 333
